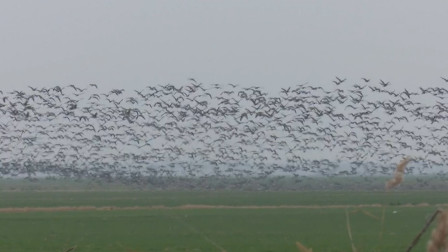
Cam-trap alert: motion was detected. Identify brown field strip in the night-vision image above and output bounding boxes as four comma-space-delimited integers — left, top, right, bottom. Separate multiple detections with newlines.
0, 203, 442, 213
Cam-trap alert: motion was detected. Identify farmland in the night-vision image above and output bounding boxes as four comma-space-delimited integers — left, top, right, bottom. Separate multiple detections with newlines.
0, 179, 447, 251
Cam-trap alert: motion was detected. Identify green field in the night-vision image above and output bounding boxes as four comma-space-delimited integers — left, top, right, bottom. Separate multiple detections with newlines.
0, 182, 447, 251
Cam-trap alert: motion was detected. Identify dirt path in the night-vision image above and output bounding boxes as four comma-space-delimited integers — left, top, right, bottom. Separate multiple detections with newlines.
0, 203, 441, 213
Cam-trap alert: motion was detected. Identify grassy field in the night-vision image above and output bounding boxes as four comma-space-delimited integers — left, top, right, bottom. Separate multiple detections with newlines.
0, 181, 447, 251
1, 175, 447, 191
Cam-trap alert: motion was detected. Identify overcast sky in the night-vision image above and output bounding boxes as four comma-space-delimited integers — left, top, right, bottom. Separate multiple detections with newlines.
1, 0, 448, 92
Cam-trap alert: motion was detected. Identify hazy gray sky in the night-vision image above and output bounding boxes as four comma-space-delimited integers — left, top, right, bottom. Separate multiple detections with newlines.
1, 0, 448, 91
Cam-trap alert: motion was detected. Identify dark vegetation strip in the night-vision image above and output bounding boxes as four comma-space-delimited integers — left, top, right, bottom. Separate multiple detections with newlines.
0, 190, 447, 208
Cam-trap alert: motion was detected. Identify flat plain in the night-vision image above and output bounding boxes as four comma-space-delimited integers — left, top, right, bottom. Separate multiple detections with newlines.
0, 179, 447, 251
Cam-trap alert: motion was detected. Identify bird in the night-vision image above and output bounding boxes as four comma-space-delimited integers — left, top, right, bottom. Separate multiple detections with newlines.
0, 77, 447, 189
333, 77, 346, 85
379, 80, 390, 87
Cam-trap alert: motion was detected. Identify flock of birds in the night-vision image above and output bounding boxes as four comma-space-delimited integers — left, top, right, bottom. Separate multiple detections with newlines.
1, 78, 448, 186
